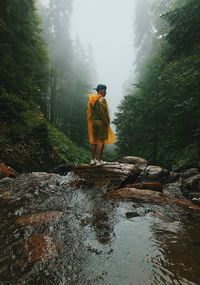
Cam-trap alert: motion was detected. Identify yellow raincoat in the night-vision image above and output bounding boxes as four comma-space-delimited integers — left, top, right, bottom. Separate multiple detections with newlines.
87, 93, 116, 144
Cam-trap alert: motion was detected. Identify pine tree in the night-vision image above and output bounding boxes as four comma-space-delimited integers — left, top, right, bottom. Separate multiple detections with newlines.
0, 0, 48, 104
114, 0, 200, 169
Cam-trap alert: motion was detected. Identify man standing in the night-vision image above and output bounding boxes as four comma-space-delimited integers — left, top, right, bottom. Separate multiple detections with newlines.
87, 84, 116, 166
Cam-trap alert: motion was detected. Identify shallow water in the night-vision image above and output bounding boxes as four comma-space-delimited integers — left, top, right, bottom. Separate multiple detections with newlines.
0, 172, 200, 285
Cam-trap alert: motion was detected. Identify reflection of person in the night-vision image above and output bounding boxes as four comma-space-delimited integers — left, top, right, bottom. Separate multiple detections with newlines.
87, 84, 116, 166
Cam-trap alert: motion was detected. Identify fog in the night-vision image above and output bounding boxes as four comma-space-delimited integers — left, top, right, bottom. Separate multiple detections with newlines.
71, 0, 135, 116
40, 0, 135, 117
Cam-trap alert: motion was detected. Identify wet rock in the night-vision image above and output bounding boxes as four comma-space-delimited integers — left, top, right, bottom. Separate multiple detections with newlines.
15, 211, 63, 226
188, 192, 200, 199
125, 182, 163, 192
183, 174, 200, 192
126, 211, 140, 218
141, 165, 171, 183
180, 168, 199, 179
126, 208, 156, 218
86, 245, 103, 255
31, 172, 61, 183
69, 177, 88, 188
73, 162, 140, 190
120, 156, 148, 170
163, 181, 184, 198
0, 163, 17, 180
105, 188, 200, 211
165, 172, 181, 184
50, 163, 74, 176
25, 234, 57, 263
144, 165, 163, 180
192, 198, 200, 207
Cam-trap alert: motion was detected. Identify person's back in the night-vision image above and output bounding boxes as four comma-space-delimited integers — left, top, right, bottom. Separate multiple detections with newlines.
91, 96, 110, 141
87, 84, 116, 166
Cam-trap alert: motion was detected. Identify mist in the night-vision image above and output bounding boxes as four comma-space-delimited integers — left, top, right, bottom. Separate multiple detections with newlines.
39, 0, 135, 117
71, 0, 135, 116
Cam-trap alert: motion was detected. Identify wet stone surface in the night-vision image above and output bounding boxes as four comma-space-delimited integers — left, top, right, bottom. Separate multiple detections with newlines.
0, 171, 200, 285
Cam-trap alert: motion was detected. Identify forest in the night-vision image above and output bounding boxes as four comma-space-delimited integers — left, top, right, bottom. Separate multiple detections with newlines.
0, 0, 94, 171
0, 1, 200, 284
114, 0, 200, 170
0, 0, 199, 171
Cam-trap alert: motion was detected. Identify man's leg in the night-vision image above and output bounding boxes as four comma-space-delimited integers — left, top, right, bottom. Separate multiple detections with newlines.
97, 143, 104, 161
91, 144, 97, 160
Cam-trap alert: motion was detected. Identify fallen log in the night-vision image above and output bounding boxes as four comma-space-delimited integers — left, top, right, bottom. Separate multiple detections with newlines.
105, 188, 200, 211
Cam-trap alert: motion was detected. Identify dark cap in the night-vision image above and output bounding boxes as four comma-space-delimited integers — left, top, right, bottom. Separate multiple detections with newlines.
94, 84, 107, 91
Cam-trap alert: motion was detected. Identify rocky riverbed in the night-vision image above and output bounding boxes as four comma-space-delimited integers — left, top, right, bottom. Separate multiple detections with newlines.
0, 158, 200, 284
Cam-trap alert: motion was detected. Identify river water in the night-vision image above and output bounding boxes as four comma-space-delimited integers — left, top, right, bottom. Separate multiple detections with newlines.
0, 172, 200, 285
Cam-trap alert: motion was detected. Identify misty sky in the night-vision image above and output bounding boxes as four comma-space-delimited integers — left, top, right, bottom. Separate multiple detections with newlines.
71, 0, 135, 116
40, 0, 135, 117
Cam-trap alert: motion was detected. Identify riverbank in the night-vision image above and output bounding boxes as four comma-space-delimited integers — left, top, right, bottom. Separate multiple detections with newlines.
0, 164, 200, 284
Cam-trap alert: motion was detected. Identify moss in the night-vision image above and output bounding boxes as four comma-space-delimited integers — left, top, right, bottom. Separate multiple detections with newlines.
0, 91, 90, 171
48, 124, 90, 164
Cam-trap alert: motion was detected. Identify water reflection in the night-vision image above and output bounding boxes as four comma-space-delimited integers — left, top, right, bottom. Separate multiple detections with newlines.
150, 207, 200, 285
0, 173, 200, 284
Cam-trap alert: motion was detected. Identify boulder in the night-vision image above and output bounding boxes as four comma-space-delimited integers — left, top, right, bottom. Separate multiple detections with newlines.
73, 162, 140, 190
140, 165, 170, 182
143, 165, 163, 180
120, 156, 148, 170
180, 168, 199, 179
183, 174, 200, 192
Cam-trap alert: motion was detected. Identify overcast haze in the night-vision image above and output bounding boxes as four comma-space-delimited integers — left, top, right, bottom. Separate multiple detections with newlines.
40, 0, 135, 117
71, 0, 135, 116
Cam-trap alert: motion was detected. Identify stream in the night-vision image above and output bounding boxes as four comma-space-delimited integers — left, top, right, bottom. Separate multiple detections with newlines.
0, 171, 200, 285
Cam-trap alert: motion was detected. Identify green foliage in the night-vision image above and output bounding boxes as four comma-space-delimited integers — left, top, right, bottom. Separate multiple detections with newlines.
175, 143, 200, 169
48, 124, 90, 164
0, 92, 90, 169
0, 0, 91, 170
115, 0, 200, 169
0, 89, 28, 122
0, 0, 48, 102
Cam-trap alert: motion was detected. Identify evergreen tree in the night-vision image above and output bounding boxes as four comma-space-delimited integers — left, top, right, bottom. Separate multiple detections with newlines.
115, 0, 200, 169
40, 0, 93, 146
0, 0, 48, 106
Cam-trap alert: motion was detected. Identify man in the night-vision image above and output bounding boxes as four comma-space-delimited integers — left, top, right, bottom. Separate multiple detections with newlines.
87, 84, 116, 166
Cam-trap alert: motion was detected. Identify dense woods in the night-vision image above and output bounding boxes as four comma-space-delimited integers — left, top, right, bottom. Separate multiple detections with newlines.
0, 0, 91, 170
0, 0, 199, 171
1, 2, 200, 284
39, 0, 94, 146
114, 0, 200, 169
